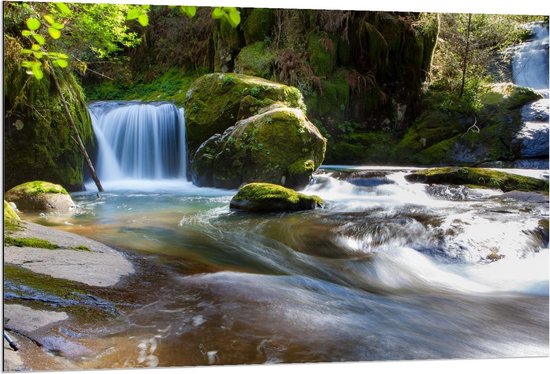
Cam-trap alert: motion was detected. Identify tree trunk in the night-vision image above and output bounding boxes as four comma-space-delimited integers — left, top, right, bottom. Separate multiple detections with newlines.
459, 13, 472, 98
48, 63, 104, 192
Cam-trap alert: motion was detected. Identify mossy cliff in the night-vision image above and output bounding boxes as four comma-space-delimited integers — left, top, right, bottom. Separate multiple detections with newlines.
394, 83, 543, 166
4, 36, 94, 192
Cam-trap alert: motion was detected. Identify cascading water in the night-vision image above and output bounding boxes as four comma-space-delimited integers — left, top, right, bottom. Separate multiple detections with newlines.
511, 22, 549, 167
88, 101, 187, 189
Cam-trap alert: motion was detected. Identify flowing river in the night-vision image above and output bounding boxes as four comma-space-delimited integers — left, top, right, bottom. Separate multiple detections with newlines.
24, 166, 548, 367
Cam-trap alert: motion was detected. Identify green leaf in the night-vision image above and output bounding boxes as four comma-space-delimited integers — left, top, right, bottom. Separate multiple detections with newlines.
180, 6, 197, 18
44, 14, 55, 25
137, 13, 149, 27
226, 8, 241, 28
48, 27, 61, 39
33, 51, 44, 59
52, 22, 64, 30
127, 7, 141, 20
212, 7, 224, 19
31, 44, 40, 51
53, 59, 68, 68
49, 52, 69, 59
32, 33, 45, 45
21, 30, 32, 37
21, 61, 33, 68
26, 18, 41, 31
21, 49, 33, 55
31, 65, 44, 80
55, 3, 71, 15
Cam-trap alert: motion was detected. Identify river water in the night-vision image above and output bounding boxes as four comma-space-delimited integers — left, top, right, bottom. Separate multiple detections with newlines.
25, 167, 548, 368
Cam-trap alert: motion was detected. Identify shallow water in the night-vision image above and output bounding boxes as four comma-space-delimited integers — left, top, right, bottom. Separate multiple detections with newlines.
23, 168, 549, 368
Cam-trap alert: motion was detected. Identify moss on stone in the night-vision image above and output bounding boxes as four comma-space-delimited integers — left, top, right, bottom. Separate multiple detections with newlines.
4, 37, 93, 192
185, 73, 307, 156
191, 106, 326, 189
230, 182, 324, 212
7, 181, 69, 197
405, 167, 549, 192
243, 8, 276, 44
4, 236, 60, 250
4, 200, 21, 233
235, 41, 276, 79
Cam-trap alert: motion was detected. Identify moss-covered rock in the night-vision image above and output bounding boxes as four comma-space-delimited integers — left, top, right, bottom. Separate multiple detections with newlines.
184, 73, 307, 158
242, 8, 276, 44
4, 200, 20, 232
191, 105, 326, 189
330, 132, 398, 164
405, 167, 549, 192
5, 181, 76, 213
234, 41, 275, 78
229, 182, 324, 212
4, 36, 94, 192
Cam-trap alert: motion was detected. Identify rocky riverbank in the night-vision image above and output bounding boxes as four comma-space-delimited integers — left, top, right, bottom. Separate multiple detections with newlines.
3, 219, 135, 371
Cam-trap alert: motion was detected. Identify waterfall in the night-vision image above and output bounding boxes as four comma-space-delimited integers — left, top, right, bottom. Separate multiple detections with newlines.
511, 22, 549, 168
88, 101, 186, 184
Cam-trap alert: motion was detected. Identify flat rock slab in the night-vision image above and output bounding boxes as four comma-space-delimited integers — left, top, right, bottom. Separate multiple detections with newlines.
4, 222, 134, 287
4, 304, 68, 333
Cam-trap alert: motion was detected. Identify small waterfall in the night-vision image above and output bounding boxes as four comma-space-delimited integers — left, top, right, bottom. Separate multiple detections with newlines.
511, 23, 549, 168
88, 101, 186, 184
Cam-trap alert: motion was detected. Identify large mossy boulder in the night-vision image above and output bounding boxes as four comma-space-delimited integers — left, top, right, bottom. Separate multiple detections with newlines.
5, 181, 76, 213
184, 73, 306, 157
405, 167, 549, 192
4, 36, 94, 192
191, 105, 326, 189
229, 183, 324, 212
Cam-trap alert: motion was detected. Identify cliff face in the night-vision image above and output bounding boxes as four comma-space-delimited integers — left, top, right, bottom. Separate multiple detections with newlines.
4, 36, 94, 192
212, 10, 439, 135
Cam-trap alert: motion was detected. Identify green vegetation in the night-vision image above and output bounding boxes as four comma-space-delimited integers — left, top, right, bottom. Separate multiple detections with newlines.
4, 236, 60, 249
230, 182, 324, 212
405, 167, 549, 192
4, 201, 21, 233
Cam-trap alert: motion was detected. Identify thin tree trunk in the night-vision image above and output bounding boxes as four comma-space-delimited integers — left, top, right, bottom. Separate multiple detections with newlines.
459, 13, 472, 98
48, 63, 104, 192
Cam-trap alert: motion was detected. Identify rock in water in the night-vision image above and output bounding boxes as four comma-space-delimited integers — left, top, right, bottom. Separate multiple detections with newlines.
192, 105, 326, 189
229, 183, 324, 212
184, 73, 307, 157
5, 181, 76, 213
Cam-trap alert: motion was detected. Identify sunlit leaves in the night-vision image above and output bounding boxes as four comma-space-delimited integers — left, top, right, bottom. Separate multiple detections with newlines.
180, 6, 197, 18
43, 14, 55, 25
127, 5, 150, 26
211, 7, 241, 28
21, 60, 44, 80
55, 2, 71, 16
52, 59, 68, 68
26, 18, 41, 30
32, 33, 46, 45
48, 27, 61, 39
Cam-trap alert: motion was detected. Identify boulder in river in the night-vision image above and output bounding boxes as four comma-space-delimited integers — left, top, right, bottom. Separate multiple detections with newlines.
229, 183, 324, 212
191, 105, 326, 189
5, 181, 76, 213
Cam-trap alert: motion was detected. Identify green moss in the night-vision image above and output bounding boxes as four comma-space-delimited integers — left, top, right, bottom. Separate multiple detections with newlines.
4, 200, 21, 233
230, 182, 324, 212
185, 73, 307, 155
4, 236, 59, 249
307, 32, 338, 77
7, 181, 68, 196
288, 159, 315, 175
4, 36, 93, 192
235, 42, 276, 79
243, 8, 276, 44
406, 167, 549, 192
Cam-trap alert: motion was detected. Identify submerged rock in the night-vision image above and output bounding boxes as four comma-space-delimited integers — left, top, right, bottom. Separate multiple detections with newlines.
229, 183, 324, 212
405, 167, 549, 192
5, 181, 76, 213
191, 105, 326, 189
